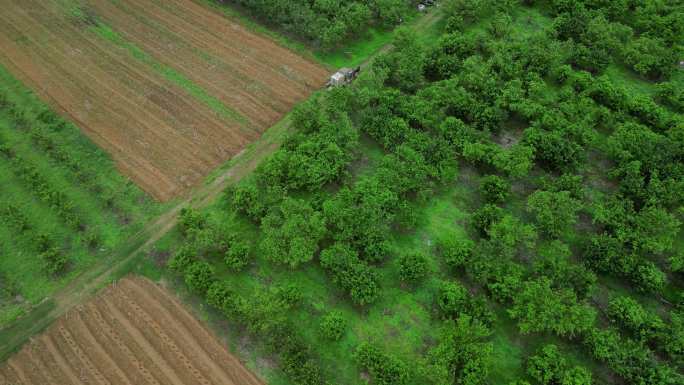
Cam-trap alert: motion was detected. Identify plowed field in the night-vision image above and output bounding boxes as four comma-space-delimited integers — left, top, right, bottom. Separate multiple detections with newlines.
0, 277, 264, 385
0, 0, 328, 200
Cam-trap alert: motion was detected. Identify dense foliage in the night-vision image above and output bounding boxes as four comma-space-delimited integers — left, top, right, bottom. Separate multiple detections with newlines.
164, 0, 684, 384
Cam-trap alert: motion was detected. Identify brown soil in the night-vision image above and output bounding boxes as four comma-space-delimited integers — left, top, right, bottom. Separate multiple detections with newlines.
0, 0, 327, 201
1, 276, 265, 385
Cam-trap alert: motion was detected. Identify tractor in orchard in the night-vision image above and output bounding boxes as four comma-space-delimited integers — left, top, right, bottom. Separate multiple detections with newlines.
326, 66, 361, 88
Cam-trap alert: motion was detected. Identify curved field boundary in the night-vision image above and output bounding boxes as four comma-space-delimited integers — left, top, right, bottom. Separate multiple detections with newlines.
0, 276, 265, 385
0, 0, 328, 201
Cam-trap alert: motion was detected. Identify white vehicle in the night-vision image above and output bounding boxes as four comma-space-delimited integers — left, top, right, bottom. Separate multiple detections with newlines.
326, 66, 361, 88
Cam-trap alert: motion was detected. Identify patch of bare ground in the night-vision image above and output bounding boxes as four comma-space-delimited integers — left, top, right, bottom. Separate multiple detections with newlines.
1, 277, 264, 385
493, 128, 523, 149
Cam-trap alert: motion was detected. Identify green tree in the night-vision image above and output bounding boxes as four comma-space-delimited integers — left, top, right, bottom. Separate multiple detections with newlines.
184, 261, 214, 295
655, 82, 684, 112
437, 280, 470, 319
323, 176, 397, 262
439, 237, 474, 269
582, 233, 625, 273
533, 240, 597, 299
480, 175, 510, 204
168, 244, 195, 273
380, 28, 425, 92
527, 344, 593, 385
178, 207, 207, 236
320, 243, 380, 306
355, 343, 410, 385
494, 144, 535, 178
561, 366, 592, 385
260, 198, 326, 268
398, 253, 429, 284
319, 310, 347, 341
670, 252, 684, 273
623, 36, 676, 79
527, 344, 567, 385
527, 190, 580, 238
488, 214, 538, 257
509, 278, 596, 337
225, 240, 250, 271
426, 316, 493, 385
665, 310, 684, 366
633, 205, 680, 255
523, 127, 583, 172
472, 204, 504, 237
607, 296, 664, 341
632, 262, 667, 294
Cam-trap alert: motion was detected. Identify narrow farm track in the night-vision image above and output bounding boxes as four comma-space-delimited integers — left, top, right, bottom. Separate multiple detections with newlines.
2, 277, 262, 385
0, 0, 327, 200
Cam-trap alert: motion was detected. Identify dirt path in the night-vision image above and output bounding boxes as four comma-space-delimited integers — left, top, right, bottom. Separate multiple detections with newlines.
0, 6, 444, 363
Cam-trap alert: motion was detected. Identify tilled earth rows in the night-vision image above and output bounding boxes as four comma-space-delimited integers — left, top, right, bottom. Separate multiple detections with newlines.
0, 0, 328, 200
0, 277, 263, 385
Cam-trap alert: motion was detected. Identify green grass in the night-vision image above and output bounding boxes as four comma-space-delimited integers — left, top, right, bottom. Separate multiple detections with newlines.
0, 299, 55, 361
316, 9, 445, 69
317, 27, 400, 69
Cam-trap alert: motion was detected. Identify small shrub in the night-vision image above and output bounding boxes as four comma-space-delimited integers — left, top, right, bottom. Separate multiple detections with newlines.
439, 238, 474, 269
168, 245, 195, 273
184, 261, 214, 294
42, 247, 67, 276
472, 204, 504, 237
83, 230, 101, 249
437, 280, 469, 318
355, 342, 409, 385
480, 175, 510, 204
319, 311, 347, 341
225, 240, 250, 271
398, 253, 429, 284
178, 208, 207, 236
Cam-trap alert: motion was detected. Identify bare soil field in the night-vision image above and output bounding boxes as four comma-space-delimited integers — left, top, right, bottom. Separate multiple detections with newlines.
0, 276, 264, 385
0, 0, 328, 200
